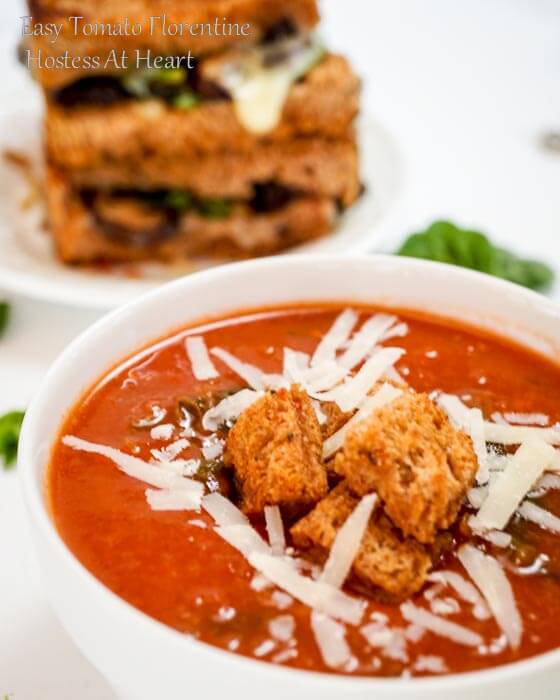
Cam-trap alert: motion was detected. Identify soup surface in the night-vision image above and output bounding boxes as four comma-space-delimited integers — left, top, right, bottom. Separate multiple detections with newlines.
49, 305, 560, 677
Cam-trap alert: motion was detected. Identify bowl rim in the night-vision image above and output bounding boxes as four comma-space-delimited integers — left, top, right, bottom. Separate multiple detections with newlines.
18, 253, 560, 691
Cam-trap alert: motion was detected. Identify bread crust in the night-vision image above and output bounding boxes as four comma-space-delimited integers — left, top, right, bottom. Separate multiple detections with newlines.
224, 386, 328, 515
45, 55, 360, 167
334, 393, 478, 544
291, 482, 432, 599
51, 136, 360, 206
45, 166, 338, 263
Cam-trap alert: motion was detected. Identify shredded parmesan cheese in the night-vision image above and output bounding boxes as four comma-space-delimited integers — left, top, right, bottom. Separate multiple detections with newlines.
145, 489, 201, 511
216, 524, 272, 558
379, 322, 409, 342
320, 494, 377, 588
269, 615, 295, 642
311, 309, 358, 368
493, 411, 550, 427
249, 552, 365, 625
518, 501, 560, 533
484, 422, 560, 445
468, 520, 512, 548
313, 348, 405, 412
529, 473, 560, 497
202, 492, 249, 526
253, 639, 276, 657
323, 383, 402, 459
271, 591, 293, 609
338, 314, 398, 370
383, 365, 407, 385
150, 423, 174, 441
201, 435, 224, 461
472, 439, 556, 531
470, 407, 489, 484
468, 486, 488, 509
310, 612, 352, 668
312, 400, 328, 425
210, 348, 271, 390
400, 602, 483, 647
428, 570, 490, 620
202, 492, 364, 625
282, 348, 309, 385
185, 336, 219, 381
154, 458, 200, 477
306, 365, 349, 393
430, 597, 460, 616
264, 505, 286, 556
62, 436, 203, 496
151, 438, 189, 463
458, 544, 522, 648
437, 394, 488, 484
414, 655, 447, 673
202, 389, 263, 431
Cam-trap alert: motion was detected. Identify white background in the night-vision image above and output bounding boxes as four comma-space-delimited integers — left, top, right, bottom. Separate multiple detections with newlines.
1, 1, 560, 697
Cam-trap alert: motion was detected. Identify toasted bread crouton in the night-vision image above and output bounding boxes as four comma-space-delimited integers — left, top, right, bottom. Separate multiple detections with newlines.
334, 392, 478, 544
321, 380, 409, 442
225, 385, 327, 515
320, 401, 352, 440
291, 483, 431, 598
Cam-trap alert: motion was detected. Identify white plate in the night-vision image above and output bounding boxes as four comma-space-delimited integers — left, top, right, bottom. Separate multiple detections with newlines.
0, 90, 403, 309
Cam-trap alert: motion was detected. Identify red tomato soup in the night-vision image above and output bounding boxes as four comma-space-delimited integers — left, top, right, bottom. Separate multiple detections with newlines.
48, 305, 560, 677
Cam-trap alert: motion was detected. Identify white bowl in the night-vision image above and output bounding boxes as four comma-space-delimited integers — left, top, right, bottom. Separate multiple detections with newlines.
19, 255, 560, 700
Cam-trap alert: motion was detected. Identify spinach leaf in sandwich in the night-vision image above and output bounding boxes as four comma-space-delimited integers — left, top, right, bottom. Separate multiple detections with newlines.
199, 198, 233, 219
164, 191, 232, 219
397, 220, 554, 291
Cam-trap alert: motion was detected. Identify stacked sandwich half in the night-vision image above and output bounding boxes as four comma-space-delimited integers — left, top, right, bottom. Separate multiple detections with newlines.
28, 0, 362, 264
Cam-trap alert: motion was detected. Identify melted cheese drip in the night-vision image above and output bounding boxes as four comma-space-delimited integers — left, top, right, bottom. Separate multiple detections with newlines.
221, 37, 324, 134
231, 70, 294, 134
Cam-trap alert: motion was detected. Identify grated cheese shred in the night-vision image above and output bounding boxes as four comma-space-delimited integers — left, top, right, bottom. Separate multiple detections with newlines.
472, 439, 556, 531
320, 494, 377, 588
458, 544, 522, 649
185, 336, 219, 381
264, 505, 286, 556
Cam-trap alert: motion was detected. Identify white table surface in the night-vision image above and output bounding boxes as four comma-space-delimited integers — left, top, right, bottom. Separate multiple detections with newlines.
1, 1, 560, 697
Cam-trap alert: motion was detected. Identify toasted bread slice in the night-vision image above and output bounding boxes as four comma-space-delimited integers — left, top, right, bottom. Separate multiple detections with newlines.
27, 0, 319, 88
45, 166, 339, 263
46, 55, 360, 167
53, 135, 361, 207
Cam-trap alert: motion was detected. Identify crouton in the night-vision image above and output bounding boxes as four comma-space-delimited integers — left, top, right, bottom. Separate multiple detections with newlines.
291, 482, 431, 598
321, 379, 409, 441
334, 392, 478, 543
225, 385, 327, 515
320, 401, 352, 440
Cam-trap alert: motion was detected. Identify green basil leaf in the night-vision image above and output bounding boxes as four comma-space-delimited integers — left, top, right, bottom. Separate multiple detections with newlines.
0, 302, 9, 338
173, 91, 201, 111
165, 190, 195, 212
0, 411, 25, 469
397, 221, 554, 291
